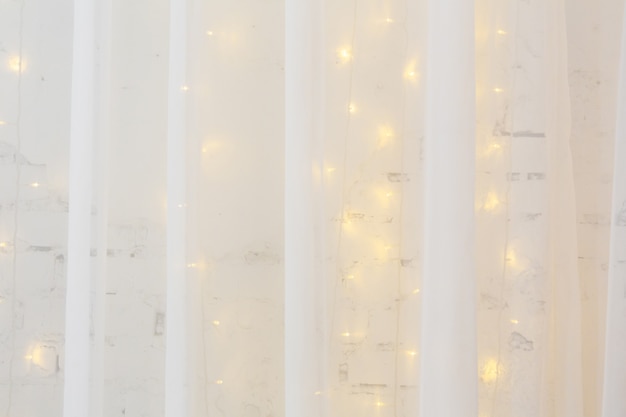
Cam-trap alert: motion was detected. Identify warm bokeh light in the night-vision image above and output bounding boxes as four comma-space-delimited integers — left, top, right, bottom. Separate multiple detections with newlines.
481, 358, 501, 383
338, 48, 352, 62
482, 192, 501, 212
8, 56, 25, 73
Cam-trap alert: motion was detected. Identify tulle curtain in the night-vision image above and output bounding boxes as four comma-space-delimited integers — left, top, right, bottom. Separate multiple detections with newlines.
0, 0, 625, 416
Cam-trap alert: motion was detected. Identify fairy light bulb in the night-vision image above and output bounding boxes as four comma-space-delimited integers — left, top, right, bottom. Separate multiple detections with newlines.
405, 350, 418, 357
412, 288, 420, 294
206, 30, 214, 36
341, 332, 350, 337
378, 125, 394, 147
215, 379, 223, 385
180, 85, 189, 92
510, 319, 519, 324
8, 56, 25, 73
385, 17, 393, 23
483, 192, 500, 211
497, 29, 507, 35
493, 87, 503, 93
0, 120, 6, 126
212, 320, 220, 326
30, 182, 40, 188
481, 358, 501, 382
338, 48, 352, 61
348, 103, 356, 113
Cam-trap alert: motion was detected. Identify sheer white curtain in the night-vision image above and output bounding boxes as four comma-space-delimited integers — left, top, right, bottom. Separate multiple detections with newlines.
0, 0, 625, 416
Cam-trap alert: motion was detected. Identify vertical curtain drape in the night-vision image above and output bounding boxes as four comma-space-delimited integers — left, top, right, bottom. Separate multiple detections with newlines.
0, 0, 625, 417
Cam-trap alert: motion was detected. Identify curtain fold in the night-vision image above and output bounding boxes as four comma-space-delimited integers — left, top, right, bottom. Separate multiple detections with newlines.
0, 0, 625, 416
419, 0, 477, 416
601, 5, 626, 417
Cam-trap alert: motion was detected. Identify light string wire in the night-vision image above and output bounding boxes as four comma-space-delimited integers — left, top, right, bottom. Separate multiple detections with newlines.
489, 1, 521, 415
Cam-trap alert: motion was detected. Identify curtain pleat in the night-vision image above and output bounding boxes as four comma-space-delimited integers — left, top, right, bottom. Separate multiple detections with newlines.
165, 0, 188, 415
285, 0, 324, 416
601, 5, 626, 417
419, 0, 478, 416
1, 0, 626, 416
63, 0, 96, 416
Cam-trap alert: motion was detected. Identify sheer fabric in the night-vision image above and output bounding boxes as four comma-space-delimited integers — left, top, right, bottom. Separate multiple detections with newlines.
0, 0, 625, 416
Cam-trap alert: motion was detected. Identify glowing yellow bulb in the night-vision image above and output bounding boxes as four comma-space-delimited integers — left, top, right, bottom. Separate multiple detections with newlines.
385, 17, 394, 23
186, 263, 197, 268
378, 125, 394, 147
493, 87, 503, 93
510, 319, 519, 324
406, 350, 418, 356
206, 30, 214, 36
348, 103, 356, 113
314, 391, 322, 396
215, 379, 223, 384
0, 120, 6, 125
24, 354, 33, 360
338, 48, 352, 61
341, 332, 350, 337
180, 85, 189, 91
385, 191, 393, 198
326, 167, 336, 174
497, 29, 507, 35
481, 358, 501, 382
201, 140, 223, 156
212, 320, 220, 326
404, 63, 419, 82
483, 192, 500, 212
412, 288, 420, 294
0, 242, 7, 248
376, 401, 385, 407
177, 203, 187, 208
506, 249, 518, 267
346, 274, 355, 280
8, 56, 25, 73
30, 182, 40, 188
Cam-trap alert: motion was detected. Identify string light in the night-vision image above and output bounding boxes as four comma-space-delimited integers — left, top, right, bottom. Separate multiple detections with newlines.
348, 103, 356, 114
412, 288, 420, 294
505, 248, 518, 268
482, 192, 500, 212
405, 350, 418, 357
376, 401, 385, 407
404, 61, 418, 82
497, 29, 507, 35
493, 87, 503, 93
8, 56, 25, 73
0, 242, 7, 248
215, 379, 223, 385
0, 120, 6, 125
385, 17, 394, 23
378, 125, 394, 147
186, 263, 197, 268
341, 332, 351, 337
206, 30, 214, 36
212, 320, 220, 326
510, 319, 519, 324
30, 182, 40, 188
180, 85, 189, 92
338, 48, 352, 62
481, 358, 501, 383
177, 203, 187, 208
